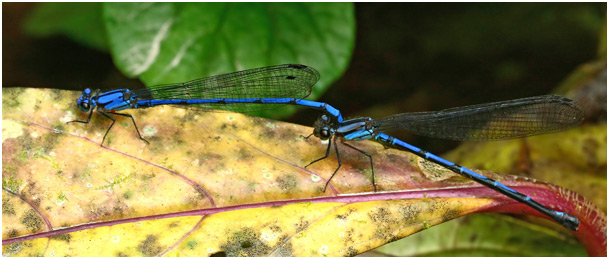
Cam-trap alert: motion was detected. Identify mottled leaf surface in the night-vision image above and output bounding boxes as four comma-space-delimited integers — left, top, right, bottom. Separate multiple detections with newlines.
2, 88, 605, 256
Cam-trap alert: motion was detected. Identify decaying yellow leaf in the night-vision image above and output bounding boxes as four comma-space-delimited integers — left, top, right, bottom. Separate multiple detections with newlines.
2, 88, 605, 256
4, 197, 493, 256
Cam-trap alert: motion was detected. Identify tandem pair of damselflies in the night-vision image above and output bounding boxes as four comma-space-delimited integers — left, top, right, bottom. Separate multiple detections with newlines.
69, 64, 583, 231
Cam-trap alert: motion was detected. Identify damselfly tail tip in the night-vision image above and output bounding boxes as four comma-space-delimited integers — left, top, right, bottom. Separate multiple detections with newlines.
561, 213, 580, 231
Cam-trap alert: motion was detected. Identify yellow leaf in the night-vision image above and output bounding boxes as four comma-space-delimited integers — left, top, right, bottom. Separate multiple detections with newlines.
2, 88, 604, 256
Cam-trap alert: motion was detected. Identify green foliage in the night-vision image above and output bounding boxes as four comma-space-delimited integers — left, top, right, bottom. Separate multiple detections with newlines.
23, 3, 108, 51
24, 2, 355, 118
375, 214, 587, 256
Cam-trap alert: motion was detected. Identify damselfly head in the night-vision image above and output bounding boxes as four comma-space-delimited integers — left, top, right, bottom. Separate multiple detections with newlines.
76, 88, 95, 112
313, 114, 334, 140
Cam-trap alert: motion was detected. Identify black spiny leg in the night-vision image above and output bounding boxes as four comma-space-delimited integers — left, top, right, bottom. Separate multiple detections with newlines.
304, 136, 340, 192
98, 111, 118, 146
108, 112, 150, 145
342, 141, 376, 192
67, 109, 94, 124
322, 137, 342, 192
301, 132, 314, 140
305, 135, 333, 169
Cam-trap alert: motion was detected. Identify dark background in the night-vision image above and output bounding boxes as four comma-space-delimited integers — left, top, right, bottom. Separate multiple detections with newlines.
3, 3, 606, 153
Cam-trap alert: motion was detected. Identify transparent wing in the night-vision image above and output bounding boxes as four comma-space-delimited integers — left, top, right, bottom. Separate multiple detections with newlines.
133, 64, 319, 113
374, 95, 584, 141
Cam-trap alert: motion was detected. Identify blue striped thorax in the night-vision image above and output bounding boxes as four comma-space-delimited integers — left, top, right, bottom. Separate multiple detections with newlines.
337, 117, 375, 141
88, 89, 138, 112
313, 115, 377, 141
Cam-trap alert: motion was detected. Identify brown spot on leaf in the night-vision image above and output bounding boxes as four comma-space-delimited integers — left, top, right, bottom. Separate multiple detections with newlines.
137, 235, 162, 256
269, 225, 281, 232
116, 251, 130, 257
8, 229, 19, 238
294, 217, 309, 232
442, 209, 460, 223
220, 227, 271, 256
345, 246, 358, 256
368, 207, 389, 223
261, 128, 276, 140
237, 147, 253, 160
342, 229, 355, 246
276, 174, 298, 191
368, 207, 397, 239
3, 198, 15, 215
21, 209, 43, 232
3, 243, 23, 256
210, 251, 227, 256
273, 239, 293, 256
50, 233, 72, 243
399, 205, 419, 222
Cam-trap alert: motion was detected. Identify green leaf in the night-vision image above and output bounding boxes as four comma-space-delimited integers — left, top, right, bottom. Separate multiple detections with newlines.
23, 3, 108, 51
103, 2, 355, 118
374, 214, 587, 256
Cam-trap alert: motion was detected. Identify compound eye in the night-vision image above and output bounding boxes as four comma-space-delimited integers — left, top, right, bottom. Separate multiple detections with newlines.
79, 101, 90, 112
319, 127, 331, 140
